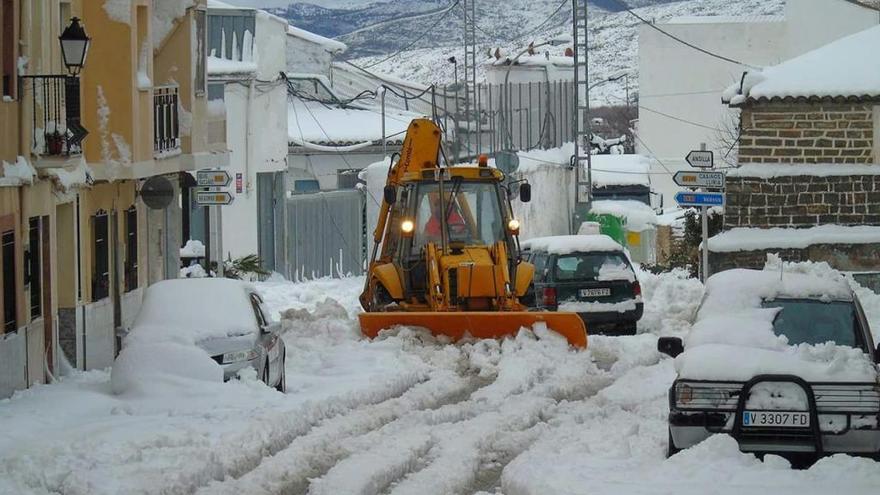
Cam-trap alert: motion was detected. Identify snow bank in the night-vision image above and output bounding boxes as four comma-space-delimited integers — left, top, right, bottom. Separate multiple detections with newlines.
590, 200, 657, 232
728, 163, 880, 179
111, 341, 223, 395
707, 225, 880, 253
180, 239, 207, 258
559, 299, 637, 313
520, 234, 623, 255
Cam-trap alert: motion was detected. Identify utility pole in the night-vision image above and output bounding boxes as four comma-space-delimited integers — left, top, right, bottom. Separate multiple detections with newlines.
572, 0, 591, 234
700, 142, 709, 283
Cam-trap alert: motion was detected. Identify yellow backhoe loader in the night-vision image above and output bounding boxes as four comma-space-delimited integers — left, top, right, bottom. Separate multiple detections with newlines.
358, 118, 588, 348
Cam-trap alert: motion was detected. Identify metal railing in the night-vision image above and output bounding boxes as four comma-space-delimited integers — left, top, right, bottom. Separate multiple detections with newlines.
153, 85, 181, 156
21, 75, 87, 157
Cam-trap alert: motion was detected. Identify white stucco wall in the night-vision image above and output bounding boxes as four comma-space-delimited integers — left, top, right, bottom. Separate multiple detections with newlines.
286, 35, 333, 75
637, 0, 879, 207
219, 12, 289, 260
288, 151, 387, 191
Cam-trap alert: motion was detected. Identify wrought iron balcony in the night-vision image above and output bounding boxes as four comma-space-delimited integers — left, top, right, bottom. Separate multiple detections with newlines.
21, 75, 88, 157
154, 85, 181, 157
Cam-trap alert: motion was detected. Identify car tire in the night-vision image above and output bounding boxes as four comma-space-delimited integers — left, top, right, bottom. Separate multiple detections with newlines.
275, 349, 286, 393
666, 428, 681, 458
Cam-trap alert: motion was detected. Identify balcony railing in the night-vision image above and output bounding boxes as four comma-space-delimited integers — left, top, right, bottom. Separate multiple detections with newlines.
154, 85, 181, 157
21, 75, 87, 157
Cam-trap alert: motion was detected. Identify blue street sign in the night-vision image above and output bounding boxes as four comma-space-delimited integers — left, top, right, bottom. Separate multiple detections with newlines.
675, 191, 725, 207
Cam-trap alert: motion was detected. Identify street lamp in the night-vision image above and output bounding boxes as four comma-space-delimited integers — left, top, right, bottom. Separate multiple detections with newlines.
59, 17, 90, 76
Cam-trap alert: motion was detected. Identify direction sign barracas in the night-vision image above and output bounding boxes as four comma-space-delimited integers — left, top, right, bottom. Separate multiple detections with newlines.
673, 171, 725, 189
195, 190, 233, 205
675, 191, 725, 207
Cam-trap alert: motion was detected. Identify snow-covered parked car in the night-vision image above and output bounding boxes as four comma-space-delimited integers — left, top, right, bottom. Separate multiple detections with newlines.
521, 234, 643, 335
120, 278, 286, 390
658, 268, 880, 461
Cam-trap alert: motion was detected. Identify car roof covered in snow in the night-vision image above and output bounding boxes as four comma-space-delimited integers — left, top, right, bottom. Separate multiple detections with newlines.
678, 267, 873, 383
520, 234, 623, 255
131, 278, 260, 344
698, 268, 853, 320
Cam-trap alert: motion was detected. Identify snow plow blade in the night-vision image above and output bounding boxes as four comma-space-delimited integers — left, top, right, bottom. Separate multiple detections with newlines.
358, 311, 588, 349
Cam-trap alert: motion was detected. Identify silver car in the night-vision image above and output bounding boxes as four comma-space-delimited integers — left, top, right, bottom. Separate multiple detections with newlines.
658, 269, 880, 464
130, 278, 286, 391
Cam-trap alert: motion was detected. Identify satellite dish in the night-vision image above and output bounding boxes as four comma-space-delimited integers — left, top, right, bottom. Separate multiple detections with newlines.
495, 150, 520, 175
140, 176, 175, 210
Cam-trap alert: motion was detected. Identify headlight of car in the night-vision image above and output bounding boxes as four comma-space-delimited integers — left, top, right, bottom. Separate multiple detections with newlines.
675, 382, 694, 408
221, 348, 259, 364
674, 381, 740, 410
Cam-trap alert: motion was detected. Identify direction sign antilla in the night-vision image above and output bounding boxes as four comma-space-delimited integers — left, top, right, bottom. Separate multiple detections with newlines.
195, 190, 233, 206
686, 150, 714, 169
673, 171, 725, 189
196, 169, 232, 187
675, 191, 725, 207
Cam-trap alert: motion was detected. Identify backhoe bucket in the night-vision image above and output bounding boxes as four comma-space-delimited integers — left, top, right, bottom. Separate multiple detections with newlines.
359, 311, 588, 349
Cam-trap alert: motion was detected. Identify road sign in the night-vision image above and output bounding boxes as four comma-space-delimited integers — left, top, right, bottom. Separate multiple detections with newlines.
196, 169, 232, 187
673, 171, 725, 189
195, 190, 233, 206
686, 150, 714, 169
675, 191, 725, 207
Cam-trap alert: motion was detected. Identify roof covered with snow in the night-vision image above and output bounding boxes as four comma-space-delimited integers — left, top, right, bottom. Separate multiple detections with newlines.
521, 234, 623, 255
288, 100, 419, 148
591, 154, 652, 187
287, 25, 347, 54
663, 14, 784, 24
707, 225, 880, 253
728, 163, 880, 179
723, 25, 880, 105
207, 56, 257, 76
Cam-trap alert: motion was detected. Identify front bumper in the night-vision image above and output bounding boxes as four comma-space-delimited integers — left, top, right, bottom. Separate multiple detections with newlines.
670, 410, 880, 454
576, 302, 643, 331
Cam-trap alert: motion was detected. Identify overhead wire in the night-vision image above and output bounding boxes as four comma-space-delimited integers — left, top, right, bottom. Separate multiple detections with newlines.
361, 0, 463, 69
609, 0, 761, 69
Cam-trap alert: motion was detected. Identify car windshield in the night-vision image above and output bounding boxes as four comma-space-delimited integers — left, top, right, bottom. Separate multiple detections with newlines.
761, 299, 858, 347
554, 252, 630, 282
413, 180, 506, 248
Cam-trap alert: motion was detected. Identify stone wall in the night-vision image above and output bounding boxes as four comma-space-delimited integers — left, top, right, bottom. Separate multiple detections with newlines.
709, 242, 880, 273
738, 102, 875, 164
725, 174, 880, 228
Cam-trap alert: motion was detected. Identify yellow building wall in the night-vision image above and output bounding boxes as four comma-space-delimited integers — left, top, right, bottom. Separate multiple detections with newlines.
0, 104, 18, 163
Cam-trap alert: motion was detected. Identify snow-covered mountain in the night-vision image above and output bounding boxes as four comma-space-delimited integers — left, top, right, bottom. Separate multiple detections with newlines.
266, 0, 785, 105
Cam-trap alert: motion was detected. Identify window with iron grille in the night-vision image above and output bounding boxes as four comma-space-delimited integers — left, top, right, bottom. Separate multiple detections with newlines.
92, 211, 110, 301
28, 217, 41, 318
1, 0, 16, 99
124, 206, 138, 292
154, 86, 181, 155
2, 230, 16, 333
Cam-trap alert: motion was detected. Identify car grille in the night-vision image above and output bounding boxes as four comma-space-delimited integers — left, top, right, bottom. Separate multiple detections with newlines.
675, 381, 880, 414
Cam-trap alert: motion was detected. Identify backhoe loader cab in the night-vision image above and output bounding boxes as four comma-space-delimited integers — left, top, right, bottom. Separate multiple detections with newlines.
359, 118, 587, 348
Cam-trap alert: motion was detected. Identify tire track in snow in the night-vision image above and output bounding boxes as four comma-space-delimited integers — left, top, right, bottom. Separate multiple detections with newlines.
199, 371, 483, 495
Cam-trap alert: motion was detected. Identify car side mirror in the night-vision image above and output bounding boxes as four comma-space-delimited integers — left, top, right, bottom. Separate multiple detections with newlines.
383, 185, 397, 205
264, 321, 280, 335
519, 183, 531, 203
658, 337, 684, 358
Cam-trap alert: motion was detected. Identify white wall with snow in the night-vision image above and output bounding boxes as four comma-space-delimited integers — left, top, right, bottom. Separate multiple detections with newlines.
286, 35, 334, 76
218, 10, 289, 259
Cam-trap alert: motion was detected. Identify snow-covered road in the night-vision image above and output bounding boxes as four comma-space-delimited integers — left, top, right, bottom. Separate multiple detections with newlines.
1, 269, 879, 495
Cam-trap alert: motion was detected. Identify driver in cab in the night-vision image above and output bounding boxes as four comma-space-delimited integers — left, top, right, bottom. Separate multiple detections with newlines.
424, 194, 468, 243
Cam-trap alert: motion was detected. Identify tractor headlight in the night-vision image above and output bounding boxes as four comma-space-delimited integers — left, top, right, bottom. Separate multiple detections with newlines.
507, 219, 520, 233
401, 219, 415, 234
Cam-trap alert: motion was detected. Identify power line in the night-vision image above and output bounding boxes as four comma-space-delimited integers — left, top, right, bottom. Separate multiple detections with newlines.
640, 88, 725, 98
609, 0, 761, 69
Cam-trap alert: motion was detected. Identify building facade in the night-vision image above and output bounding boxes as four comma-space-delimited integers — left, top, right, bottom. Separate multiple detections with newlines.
0, 0, 226, 398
